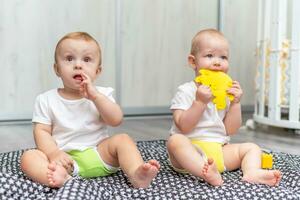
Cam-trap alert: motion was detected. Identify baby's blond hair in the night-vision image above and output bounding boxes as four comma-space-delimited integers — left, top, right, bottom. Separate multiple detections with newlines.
190, 29, 226, 56
54, 32, 102, 65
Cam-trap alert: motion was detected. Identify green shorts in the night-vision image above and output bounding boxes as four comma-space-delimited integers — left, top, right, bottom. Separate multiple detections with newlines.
68, 147, 119, 178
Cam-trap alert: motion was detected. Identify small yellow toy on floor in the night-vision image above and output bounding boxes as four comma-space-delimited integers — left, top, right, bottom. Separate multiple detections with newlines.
194, 69, 234, 110
262, 153, 273, 169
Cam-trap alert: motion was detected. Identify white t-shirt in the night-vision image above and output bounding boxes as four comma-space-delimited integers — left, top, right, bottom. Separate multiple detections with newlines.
169, 81, 230, 144
32, 87, 115, 151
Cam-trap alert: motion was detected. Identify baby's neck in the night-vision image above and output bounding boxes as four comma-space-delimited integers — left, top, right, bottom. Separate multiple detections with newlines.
57, 88, 83, 100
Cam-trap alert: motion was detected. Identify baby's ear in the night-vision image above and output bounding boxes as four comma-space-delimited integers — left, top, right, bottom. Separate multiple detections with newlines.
96, 66, 102, 75
53, 63, 61, 77
188, 55, 196, 70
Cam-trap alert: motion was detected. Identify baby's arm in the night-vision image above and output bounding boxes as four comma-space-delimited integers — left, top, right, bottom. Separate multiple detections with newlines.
34, 123, 73, 173
79, 72, 123, 126
34, 123, 58, 156
174, 85, 212, 134
223, 102, 242, 135
173, 101, 207, 134
223, 81, 243, 135
92, 92, 123, 126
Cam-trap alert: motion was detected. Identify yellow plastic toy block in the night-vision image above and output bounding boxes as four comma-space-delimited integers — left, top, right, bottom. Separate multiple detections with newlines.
194, 69, 234, 110
261, 153, 273, 169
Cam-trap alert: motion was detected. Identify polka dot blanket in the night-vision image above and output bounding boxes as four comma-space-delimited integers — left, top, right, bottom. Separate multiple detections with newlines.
0, 140, 299, 199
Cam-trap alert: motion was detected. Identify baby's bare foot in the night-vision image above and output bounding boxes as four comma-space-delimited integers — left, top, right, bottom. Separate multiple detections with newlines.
242, 169, 281, 186
148, 159, 160, 170
129, 160, 160, 188
47, 161, 71, 188
201, 158, 223, 186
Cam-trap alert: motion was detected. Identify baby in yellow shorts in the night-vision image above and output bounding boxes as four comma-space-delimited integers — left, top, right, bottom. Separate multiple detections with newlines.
167, 29, 281, 186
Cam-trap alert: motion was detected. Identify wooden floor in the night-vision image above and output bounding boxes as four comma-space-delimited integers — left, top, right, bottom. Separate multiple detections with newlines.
1, 113, 300, 155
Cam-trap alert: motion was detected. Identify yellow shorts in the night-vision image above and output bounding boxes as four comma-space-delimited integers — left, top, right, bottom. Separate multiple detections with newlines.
169, 140, 226, 173
191, 139, 225, 173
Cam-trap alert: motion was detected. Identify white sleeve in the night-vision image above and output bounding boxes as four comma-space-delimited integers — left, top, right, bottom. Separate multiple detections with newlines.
32, 94, 52, 125
170, 86, 193, 111
97, 87, 116, 103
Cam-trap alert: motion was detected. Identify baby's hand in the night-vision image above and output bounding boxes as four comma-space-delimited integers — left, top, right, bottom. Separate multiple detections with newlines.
79, 72, 99, 100
227, 81, 243, 103
196, 85, 213, 104
48, 149, 73, 174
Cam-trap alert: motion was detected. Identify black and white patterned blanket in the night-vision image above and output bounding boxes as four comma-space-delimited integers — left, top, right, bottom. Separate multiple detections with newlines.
0, 140, 300, 200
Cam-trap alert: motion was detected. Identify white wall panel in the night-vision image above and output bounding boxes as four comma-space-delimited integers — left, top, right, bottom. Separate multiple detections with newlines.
120, 0, 218, 108
0, 0, 116, 120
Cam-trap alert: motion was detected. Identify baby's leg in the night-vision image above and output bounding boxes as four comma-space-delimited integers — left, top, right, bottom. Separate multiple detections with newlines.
97, 134, 160, 188
21, 149, 70, 188
21, 149, 51, 185
223, 143, 281, 186
167, 134, 223, 186
47, 161, 71, 188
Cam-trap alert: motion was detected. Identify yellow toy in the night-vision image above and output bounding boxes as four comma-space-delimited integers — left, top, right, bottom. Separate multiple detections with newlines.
261, 153, 273, 169
194, 69, 234, 110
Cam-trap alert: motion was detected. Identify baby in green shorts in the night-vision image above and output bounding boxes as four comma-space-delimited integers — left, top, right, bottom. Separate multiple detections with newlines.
20, 32, 160, 188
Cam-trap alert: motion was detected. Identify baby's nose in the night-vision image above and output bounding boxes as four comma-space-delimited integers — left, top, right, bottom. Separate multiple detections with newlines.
74, 65, 82, 70
213, 57, 221, 66
213, 62, 221, 66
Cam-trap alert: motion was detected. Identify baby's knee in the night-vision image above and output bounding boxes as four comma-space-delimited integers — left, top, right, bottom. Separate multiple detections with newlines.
242, 142, 261, 152
21, 149, 35, 161
113, 133, 133, 143
167, 134, 186, 150
20, 149, 41, 171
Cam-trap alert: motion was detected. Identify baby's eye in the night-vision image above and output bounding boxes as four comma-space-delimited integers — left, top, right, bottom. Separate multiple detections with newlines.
84, 57, 91, 62
66, 56, 73, 61
205, 54, 213, 58
221, 56, 228, 60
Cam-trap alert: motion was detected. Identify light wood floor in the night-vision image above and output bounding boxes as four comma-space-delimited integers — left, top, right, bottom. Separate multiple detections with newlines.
1, 113, 300, 155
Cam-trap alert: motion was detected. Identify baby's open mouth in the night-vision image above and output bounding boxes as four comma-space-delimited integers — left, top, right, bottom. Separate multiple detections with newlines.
73, 74, 83, 81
